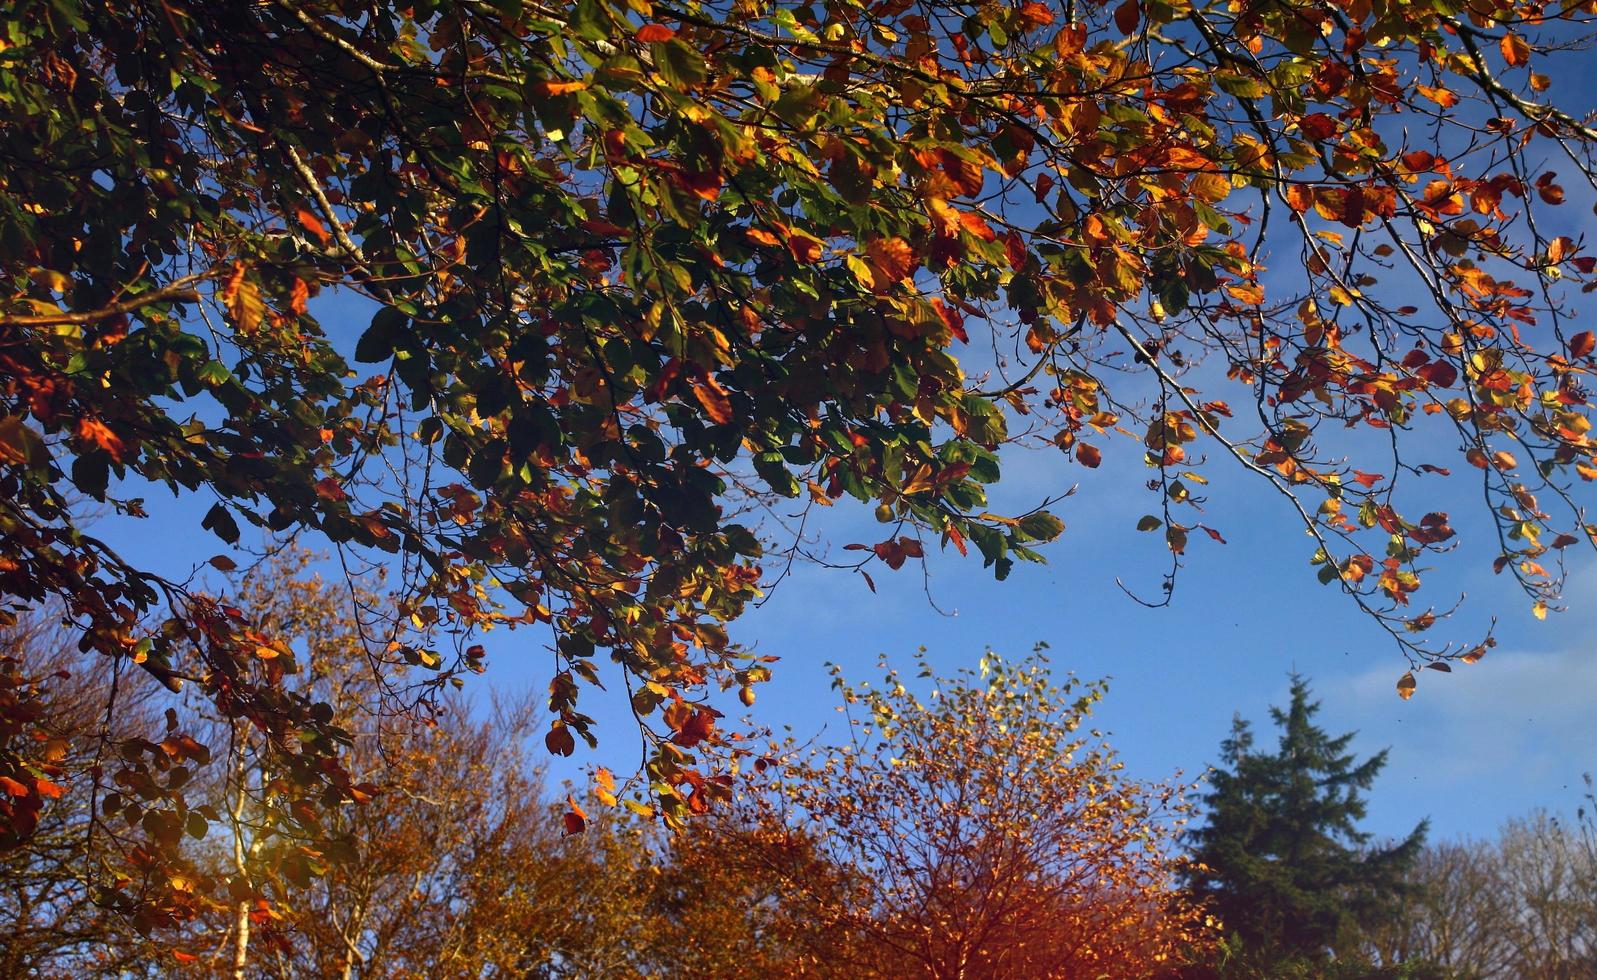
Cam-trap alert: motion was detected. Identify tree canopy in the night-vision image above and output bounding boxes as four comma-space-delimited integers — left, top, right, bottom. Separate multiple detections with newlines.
4, 0, 1597, 915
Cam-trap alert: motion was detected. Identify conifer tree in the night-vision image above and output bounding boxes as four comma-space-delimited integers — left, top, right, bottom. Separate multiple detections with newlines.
1184, 675, 1427, 976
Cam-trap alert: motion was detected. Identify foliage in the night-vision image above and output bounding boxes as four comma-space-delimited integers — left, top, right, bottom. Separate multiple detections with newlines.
1182, 674, 1427, 976
5, 0, 1597, 912
741, 648, 1212, 978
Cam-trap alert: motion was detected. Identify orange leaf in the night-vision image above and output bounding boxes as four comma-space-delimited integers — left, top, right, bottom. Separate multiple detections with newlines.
958, 210, 997, 243
1018, 1, 1054, 29
865, 237, 917, 287
1414, 84, 1458, 109
34, 777, 64, 799
531, 79, 587, 97
294, 207, 331, 246
636, 24, 676, 42
1500, 33, 1530, 68
76, 417, 125, 461
782, 228, 826, 263
0, 776, 28, 797
1076, 443, 1102, 468
692, 376, 734, 425
1396, 671, 1416, 700
1570, 331, 1595, 359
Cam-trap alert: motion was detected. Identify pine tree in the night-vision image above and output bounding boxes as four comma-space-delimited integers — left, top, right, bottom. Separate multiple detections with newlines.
1184, 674, 1428, 976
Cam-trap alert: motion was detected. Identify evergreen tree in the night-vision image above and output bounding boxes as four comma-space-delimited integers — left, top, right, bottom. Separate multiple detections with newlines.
1184, 674, 1428, 976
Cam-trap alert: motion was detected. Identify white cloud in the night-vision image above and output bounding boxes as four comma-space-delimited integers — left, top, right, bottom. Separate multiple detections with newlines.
1326, 644, 1597, 807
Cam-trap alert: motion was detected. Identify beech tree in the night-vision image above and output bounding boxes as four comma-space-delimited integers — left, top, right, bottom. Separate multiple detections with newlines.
742, 650, 1211, 977
5, 0, 1597, 913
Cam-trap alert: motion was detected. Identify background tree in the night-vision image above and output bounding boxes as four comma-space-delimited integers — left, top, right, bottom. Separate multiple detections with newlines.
740, 648, 1211, 978
1183, 674, 1426, 977
6, 0, 1597, 915
1361, 840, 1516, 979
1364, 797, 1597, 980
0, 610, 169, 976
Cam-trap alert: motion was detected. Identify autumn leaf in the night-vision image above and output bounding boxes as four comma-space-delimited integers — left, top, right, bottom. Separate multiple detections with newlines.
1299, 113, 1337, 141
563, 795, 587, 835
294, 206, 331, 246
594, 766, 618, 806
1113, 0, 1140, 34
1500, 33, 1530, 67
1076, 443, 1102, 468
865, 236, 916, 289
636, 24, 675, 42
530, 79, 587, 97
219, 266, 264, 332
692, 375, 735, 425
1570, 332, 1595, 359
76, 417, 126, 461
1396, 672, 1416, 700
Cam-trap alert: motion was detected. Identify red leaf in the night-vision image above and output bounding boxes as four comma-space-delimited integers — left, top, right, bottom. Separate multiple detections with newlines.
1299, 113, 1337, 141
1352, 470, 1383, 488
1076, 443, 1102, 468
563, 796, 587, 835
674, 169, 722, 201
1416, 361, 1458, 388
0, 776, 28, 797
314, 476, 346, 502
636, 24, 676, 42
672, 707, 717, 747
1114, 0, 1140, 35
545, 723, 576, 757
1570, 331, 1595, 359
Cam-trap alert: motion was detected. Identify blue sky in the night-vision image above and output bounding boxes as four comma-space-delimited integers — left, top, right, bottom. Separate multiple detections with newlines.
98, 312, 1597, 846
